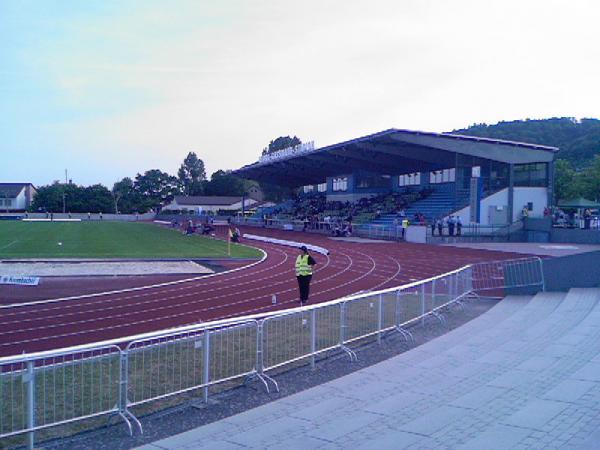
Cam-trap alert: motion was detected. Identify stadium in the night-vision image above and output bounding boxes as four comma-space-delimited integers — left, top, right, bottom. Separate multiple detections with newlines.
1, 129, 600, 449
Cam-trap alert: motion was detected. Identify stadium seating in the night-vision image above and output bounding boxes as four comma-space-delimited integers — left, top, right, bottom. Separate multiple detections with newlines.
370, 184, 471, 225
258, 190, 434, 226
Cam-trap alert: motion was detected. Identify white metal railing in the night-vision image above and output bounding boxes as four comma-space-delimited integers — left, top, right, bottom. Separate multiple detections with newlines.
0, 257, 544, 448
233, 216, 521, 241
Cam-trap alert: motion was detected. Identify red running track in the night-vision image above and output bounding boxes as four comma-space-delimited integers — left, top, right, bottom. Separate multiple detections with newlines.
0, 227, 527, 357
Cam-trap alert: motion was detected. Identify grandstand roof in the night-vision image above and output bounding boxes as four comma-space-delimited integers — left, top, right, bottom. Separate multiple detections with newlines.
173, 195, 245, 206
233, 128, 558, 186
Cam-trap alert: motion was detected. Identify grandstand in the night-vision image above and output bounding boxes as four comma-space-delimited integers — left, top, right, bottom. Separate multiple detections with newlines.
235, 129, 557, 227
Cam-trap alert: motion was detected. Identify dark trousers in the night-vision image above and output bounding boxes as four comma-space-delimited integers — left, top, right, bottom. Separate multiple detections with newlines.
297, 275, 312, 303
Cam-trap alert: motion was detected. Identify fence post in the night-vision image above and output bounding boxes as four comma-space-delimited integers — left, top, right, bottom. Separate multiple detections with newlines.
395, 290, 401, 327
203, 330, 210, 403
538, 258, 546, 291
119, 351, 129, 415
256, 322, 265, 374
377, 294, 383, 344
310, 309, 317, 370
467, 265, 474, 294
339, 302, 346, 346
25, 360, 35, 450
420, 284, 426, 327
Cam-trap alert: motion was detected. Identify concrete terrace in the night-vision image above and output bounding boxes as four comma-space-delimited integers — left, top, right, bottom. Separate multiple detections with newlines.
138, 289, 600, 449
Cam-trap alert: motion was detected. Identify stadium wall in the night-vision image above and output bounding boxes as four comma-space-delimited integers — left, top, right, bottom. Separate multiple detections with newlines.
542, 250, 600, 290
452, 187, 548, 226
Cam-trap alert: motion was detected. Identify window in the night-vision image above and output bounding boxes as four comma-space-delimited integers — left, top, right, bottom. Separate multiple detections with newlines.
317, 183, 327, 192
303, 185, 314, 193
514, 163, 547, 187
430, 169, 455, 184
471, 166, 481, 178
399, 172, 421, 187
332, 177, 348, 192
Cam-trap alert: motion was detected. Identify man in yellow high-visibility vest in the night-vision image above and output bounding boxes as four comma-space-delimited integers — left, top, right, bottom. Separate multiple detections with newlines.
401, 218, 409, 240
296, 245, 316, 306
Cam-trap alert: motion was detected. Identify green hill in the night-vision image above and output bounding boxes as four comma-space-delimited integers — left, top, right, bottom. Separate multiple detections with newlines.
452, 117, 600, 169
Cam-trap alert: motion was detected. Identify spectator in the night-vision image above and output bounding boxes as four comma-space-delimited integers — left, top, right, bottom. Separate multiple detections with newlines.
456, 216, 462, 236
401, 218, 409, 240
584, 208, 592, 230
448, 216, 455, 236
437, 218, 443, 236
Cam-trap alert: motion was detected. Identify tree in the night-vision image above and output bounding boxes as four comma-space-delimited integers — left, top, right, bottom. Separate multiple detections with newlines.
134, 169, 182, 211
262, 136, 301, 156
178, 152, 206, 195
579, 155, 600, 201
258, 135, 302, 201
453, 117, 600, 169
112, 177, 146, 213
30, 182, 64, 212
82, 184, 114, 213
30, 182, 114, 213
204, 170, 246, 196
554, 159, 581, 202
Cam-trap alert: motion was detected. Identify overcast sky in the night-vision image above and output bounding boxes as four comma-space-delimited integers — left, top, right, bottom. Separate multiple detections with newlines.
1, 0, 599, 187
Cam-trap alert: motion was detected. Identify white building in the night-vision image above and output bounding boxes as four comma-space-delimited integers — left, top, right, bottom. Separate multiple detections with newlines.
0, 183, 37, 212
163, 196, 259, 213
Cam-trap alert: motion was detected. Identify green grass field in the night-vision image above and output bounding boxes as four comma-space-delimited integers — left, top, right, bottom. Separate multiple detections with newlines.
0, 221, 262, 259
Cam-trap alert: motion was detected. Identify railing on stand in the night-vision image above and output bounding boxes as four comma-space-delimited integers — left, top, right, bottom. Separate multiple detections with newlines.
0, 257, 544, 449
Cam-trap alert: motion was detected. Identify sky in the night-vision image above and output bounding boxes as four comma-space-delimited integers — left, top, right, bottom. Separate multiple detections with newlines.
1, 0, 599, 187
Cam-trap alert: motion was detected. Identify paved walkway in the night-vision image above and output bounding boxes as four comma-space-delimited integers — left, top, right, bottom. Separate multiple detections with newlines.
138, 289, 600, 449
442, 242, 600, 257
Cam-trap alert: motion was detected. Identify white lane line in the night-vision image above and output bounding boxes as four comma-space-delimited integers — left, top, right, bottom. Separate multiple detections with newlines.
0, 244, 267, 309
0, 240, 18, 251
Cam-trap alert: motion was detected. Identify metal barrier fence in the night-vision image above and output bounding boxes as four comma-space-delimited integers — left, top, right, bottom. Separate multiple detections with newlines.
233, 216, 522, 242
0, 257, 544, 449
